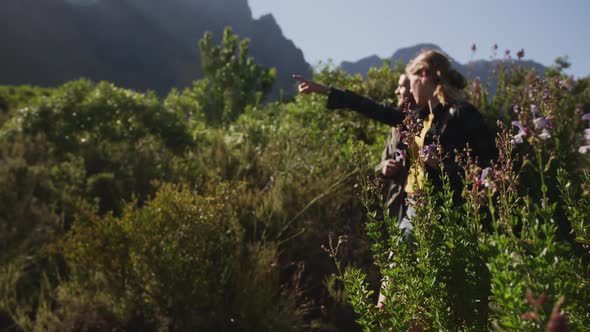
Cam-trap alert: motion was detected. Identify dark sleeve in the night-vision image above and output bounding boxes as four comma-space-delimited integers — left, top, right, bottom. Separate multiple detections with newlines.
453, 105, 498, 201
326, 87, 405, 126
461, 105, 498, 168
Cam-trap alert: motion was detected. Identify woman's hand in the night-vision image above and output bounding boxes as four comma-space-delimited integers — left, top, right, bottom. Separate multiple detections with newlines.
293, 74, 330, 95
382, 159, 404, 178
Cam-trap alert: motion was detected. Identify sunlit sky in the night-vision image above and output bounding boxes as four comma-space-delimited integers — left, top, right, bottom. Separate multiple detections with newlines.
248, 0, 589, 77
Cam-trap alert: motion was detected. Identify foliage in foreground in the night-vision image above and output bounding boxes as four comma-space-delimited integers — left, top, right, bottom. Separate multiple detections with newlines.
0, 29, 589, 331
339, 63, 590, 330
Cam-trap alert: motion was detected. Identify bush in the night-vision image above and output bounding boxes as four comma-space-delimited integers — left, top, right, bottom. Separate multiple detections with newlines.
2, 40, 590, 331
338, 66, 590, 331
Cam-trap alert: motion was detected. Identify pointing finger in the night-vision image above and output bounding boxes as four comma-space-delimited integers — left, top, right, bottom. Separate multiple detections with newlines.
292, 74, 309, 83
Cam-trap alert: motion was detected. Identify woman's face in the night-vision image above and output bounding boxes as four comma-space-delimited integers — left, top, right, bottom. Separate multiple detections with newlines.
408, 69, 436, 108
395, 74, 412, 108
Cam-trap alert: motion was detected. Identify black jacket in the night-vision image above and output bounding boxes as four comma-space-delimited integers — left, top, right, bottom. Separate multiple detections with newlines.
327, 87, 497, 203
375, 126, 407, 218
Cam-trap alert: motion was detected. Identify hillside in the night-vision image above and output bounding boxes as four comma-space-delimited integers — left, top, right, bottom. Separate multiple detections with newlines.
0, 0, 311, 97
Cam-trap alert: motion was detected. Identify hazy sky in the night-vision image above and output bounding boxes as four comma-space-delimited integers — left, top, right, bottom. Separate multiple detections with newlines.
248, 0, 588, 77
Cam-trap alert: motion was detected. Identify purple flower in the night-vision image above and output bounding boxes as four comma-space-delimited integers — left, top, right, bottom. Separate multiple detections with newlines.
400, 130, 410, 145
392, 148, 406, 163
533, 116, 551, 131
511, 121, 528, 145
582, 113, 590, 121
580, 128, 590, 153
529, 105, 551, 139
471, 43, 477, 52
512, 121, 527, 132
517, 48, 525, 59
477, 167, 495, 190
421, 144, 437, 155
480, 167, 491, 180
538, 129, 551, 141
419, 144, 439, 167
530, 104, 538, 117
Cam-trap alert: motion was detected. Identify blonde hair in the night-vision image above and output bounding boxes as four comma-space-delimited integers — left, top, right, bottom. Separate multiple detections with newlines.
406, 50, 466, 106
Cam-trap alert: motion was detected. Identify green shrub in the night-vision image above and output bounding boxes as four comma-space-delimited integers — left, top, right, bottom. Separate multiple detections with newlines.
337, 66, 590, 331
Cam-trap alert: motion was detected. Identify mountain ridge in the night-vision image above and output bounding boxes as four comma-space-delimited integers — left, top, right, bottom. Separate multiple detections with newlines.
0, 0, 311, 98
0, 2, 550, 98
340, 43, 547, 93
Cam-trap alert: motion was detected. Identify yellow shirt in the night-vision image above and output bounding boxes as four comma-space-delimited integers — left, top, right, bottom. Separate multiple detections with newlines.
404, 111, 434, 193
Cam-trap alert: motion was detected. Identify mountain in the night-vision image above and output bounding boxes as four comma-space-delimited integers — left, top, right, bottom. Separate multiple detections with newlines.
340, 43, 547, 94
0, 0, 311, 98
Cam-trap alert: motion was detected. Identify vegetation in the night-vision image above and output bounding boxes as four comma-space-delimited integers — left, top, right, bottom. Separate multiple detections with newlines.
0, 28, 589, 331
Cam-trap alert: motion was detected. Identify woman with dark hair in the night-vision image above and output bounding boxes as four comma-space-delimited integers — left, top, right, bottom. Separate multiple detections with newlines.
294, 73, 414, 221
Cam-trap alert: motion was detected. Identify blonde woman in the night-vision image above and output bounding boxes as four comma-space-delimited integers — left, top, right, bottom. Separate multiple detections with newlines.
295, 50, 496, 310
296, 50, 496, 206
